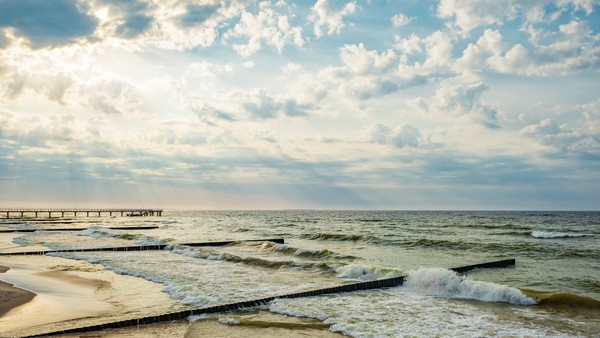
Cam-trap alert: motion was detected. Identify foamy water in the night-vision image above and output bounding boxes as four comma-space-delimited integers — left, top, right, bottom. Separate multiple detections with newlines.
2, 210, 599, 337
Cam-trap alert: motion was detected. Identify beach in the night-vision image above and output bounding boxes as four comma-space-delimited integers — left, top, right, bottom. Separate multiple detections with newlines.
1, 211, 599, 337
0, 250, 341, 337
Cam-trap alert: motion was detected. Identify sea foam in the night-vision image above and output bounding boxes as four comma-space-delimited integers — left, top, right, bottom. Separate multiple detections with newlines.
404, 267, 536, 305
531, 231, 590, 239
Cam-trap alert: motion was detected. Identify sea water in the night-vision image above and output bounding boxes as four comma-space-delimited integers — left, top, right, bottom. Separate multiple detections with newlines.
2, 210, 599, 337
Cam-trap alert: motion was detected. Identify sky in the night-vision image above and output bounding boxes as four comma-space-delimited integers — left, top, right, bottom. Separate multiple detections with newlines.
0, 0, 599, 210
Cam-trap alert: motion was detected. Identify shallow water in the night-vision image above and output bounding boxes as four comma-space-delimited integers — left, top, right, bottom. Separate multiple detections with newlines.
2, 210, 599, 337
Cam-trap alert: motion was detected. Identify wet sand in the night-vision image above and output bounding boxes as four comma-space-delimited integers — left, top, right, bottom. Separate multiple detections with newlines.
0, 255, 191, 337
0, 267, 36, 317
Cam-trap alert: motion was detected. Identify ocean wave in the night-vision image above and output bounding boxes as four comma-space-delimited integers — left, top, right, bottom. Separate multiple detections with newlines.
301, 232, 376, 242
77, 226, 119, 238
521, 289, 600, 314
335, 264, 403, 281
531, 231, 590, 239
272, 243, 356, 260
226, 241, 357, 261
170, 245, 334, 272
403, 268, 536, 305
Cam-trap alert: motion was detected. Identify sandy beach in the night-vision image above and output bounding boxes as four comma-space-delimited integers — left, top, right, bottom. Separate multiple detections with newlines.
0, 255, 189, 337
0, 267, 35, 318
0, 256, 341, 337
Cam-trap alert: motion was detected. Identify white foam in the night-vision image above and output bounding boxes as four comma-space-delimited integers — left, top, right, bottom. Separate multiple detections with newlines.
403, 267, 536, 305
531, 231, 589, 239
270, 287, 574, 338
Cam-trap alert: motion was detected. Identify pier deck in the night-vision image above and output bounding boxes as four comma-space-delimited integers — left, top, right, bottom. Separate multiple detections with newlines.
0, 209, 163, 218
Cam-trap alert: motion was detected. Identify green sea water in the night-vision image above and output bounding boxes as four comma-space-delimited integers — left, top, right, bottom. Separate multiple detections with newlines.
2, 210, 599, 337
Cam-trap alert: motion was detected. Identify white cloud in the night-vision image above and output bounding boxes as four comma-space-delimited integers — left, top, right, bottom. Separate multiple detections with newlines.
422, 80, 500, 128
84, 78, 143, 115
234, 88, 313, 119
569, 137, 600, 156
188, 61, 234, 77
340, 43, 397, 74
224, 2, 304, 56
521, 119, 564, 136
391, 13, 413, 27
362, 123, 422, 148
310, 0, 356, 38
393, 34, 422, 55
437, 0, 516, 34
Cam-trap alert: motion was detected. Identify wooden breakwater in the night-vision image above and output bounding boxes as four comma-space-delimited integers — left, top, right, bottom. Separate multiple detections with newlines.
0, 208, 163, 218
0, 226, 160, 233
0, 239, 285, 256
25, 259, 516, 337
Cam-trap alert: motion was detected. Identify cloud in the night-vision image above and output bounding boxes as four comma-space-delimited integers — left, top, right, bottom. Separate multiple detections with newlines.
224, 2, 304, 56
0, 30, 7, 48
84, 79, 142, 115
340, 43, 397, 74
96, 0, 154, 38
236, 88, 312, 119
391, 13, 413, 27
310, 0, 356, 38
427, 81, 500, 128
0, 0, 97, 48
568, 137, 600, 158
521, 119, 564, 136
519, 118, 600, 159
363, 123, 422, 148
178, 3, 220, 28
437, 0, 517, 34
394, 30, 455, 77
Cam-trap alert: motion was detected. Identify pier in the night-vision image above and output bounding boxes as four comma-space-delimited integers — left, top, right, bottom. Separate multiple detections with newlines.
0, 208, 163, 218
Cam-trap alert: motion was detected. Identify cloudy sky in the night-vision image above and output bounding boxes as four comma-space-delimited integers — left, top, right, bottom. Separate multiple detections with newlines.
0, 0, 599, 210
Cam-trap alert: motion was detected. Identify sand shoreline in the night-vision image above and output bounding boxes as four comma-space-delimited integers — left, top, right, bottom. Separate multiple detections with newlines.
0, 266, 36, 318
0, 258, 342, 337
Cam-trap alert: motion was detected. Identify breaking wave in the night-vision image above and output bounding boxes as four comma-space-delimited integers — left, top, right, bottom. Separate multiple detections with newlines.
403, 267, 536, 305
531, 231, 590, 239
335, 264, 403, 281
301, 232, 377, 242
77, 226, 119, 239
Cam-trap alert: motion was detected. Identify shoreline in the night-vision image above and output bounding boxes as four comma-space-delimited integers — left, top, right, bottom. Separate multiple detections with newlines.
0, 260, 342, 337
0, 266, 36, 317
0, 256, 191, 336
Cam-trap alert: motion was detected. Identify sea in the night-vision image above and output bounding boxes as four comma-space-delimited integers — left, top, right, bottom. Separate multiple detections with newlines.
1, 210, 599, 337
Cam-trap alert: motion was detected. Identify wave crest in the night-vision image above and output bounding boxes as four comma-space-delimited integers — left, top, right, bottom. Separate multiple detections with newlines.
335, 264, 403, 281
404, 268, 536, 305
531, 231, 590, 239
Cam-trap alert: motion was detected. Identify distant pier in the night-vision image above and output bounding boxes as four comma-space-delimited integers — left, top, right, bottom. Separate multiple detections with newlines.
0, 209, 163, 219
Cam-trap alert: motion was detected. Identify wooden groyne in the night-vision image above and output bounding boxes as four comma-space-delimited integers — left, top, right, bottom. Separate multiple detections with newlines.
0, 239, 285, 256
25, 259, 515, 337
0, 226, 160, 233
0, 208, 163, 218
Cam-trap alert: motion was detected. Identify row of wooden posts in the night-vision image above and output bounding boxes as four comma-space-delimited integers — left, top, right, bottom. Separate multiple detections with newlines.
0, 209, 163, 219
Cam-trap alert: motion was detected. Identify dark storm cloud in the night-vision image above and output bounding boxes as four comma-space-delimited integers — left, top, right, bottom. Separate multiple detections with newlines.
0, 0, 97, 48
